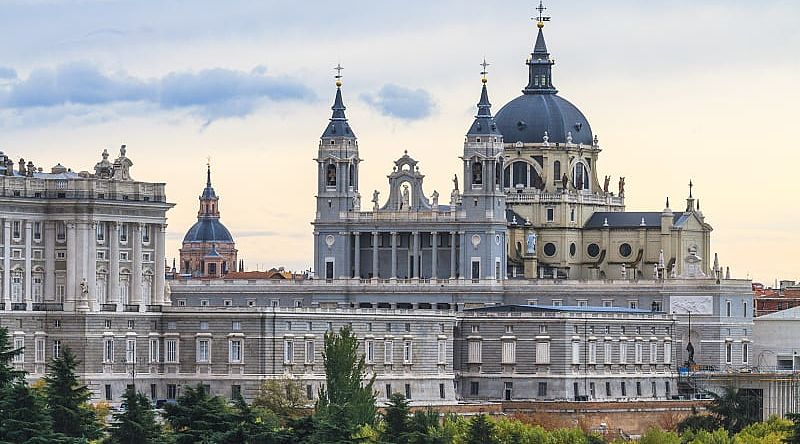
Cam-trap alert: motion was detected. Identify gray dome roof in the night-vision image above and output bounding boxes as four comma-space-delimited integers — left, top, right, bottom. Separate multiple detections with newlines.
182, 218, 234, 244
494, 93, 592, 145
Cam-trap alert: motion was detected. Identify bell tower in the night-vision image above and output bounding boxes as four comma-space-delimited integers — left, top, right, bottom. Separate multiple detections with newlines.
460, 63, 508, 280
313, 65, 360, 280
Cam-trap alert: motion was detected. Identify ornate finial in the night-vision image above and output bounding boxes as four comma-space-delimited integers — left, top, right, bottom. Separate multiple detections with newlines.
688, 179, 693, 198
534, 0, 550, 28
206, 155, 211, 168
566, 131, 573, 144
334, 63, 344, 87
666, 196, 670, 208
480, 58, 490, 84
543, 131, 549, 144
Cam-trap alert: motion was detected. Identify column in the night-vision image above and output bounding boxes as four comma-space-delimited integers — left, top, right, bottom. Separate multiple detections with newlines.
411, 231, 419, 279
449, 231, 456, 279
3, 221, 10, 310
459, 231, 467, 280
75, 222, 90, 311
66, 222, 76, 305
87, 222, 97, 310
44, 222, 55, 301
371, 232, 379, 280
431, 232, 438, 280
131, 223, 142, 306
108, 222, 120, 305
24, 221, 32, 308
154, 224, 166, 305
353, 232, 361, 279
390, 231, 397, 279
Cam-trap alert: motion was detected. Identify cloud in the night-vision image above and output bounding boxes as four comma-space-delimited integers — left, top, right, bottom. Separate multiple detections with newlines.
360, 84, 434, 120
0, 67, 17, 79
0, 62, 316, 124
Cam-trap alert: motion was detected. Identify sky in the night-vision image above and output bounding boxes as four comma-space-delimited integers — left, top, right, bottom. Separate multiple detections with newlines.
0, 0, 798, 284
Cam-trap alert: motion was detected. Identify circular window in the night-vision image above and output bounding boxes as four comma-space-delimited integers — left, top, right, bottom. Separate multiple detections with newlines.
619, 243, 632, 257
569, 242, 576, 257
587, 243, 600, 258
543, 242, 556, 257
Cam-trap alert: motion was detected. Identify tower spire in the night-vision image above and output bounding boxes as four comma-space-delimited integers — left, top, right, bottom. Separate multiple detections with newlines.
322, 63, 356, 138
524, 0, 557, 94
467, 59, 500, 135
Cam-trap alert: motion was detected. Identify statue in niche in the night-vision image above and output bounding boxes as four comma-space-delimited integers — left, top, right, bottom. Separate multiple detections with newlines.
561, 173, 569, 190
112, 145, 133, 181
401, 184, 410, 210
526, 232, 536, 254
80, 278, 89, 298
353, 192, 361, 211
372, 190, 380, 210
603, 175, 610, 194
618, 176, 626, 197
431, 190, 439, 207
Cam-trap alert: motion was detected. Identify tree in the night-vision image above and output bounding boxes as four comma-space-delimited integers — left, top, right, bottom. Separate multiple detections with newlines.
0, 382, 68, 444
381, 393, 411, 443
163, 384, 236, 444
787, 413, 800, 444
105, 386, 164, 444
42, 347, 102, 440
312, 325, 377, 443
707, 386, 760, 434
639, 427, 680, 444
252, 379, 308, 422
406, 409, 451, 444
0, 326, 24, 388
219, 393, 291, 444
465, 414, 497, 444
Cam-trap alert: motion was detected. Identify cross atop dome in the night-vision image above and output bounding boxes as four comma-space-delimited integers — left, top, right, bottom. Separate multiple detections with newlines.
534, 0, 550, 28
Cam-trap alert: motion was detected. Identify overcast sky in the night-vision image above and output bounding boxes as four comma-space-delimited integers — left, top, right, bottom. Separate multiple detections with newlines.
1, 0, 798, 284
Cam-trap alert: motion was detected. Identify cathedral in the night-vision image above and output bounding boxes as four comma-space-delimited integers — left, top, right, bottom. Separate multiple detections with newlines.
313, 14, 714, 285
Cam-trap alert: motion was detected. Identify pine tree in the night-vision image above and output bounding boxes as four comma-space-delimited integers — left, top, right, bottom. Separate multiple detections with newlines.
42, 346, 102, 440
312, 325, 377, 443
381, 393, 411, 443
105, 386, 163, 444
164, 384, 236, 444
0, 326, 25, 388
786, 413, 800, 444
466, 414, 497, 444
0, 382, 67, 444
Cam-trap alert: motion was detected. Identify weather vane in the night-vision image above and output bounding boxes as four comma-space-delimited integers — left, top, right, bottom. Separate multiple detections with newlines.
480, 58, 490, 83
334, 63, 344, 86
533, 0, 551, 27
206, 156, 211, 168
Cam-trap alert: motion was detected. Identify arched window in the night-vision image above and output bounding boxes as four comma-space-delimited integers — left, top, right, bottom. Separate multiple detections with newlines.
348, 164, 355, 187
503, 166, 511, 188
471, 162, 483, 185
572, 162, 590, 191
325, 164, 337, 187
553, 161, 561, 181
495, 162, 502, 187
512, 162, 528, 188
96, 273, 107, 304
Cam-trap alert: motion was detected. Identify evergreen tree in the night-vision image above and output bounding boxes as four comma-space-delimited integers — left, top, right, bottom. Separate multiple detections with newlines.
407, 409, 451, 444
164, 384, 236, 444
707, 385, 760, 434
786, 413, 800, 444
465, 414, 497, 444
0, 326, 24, 388
105, 386, 164, 444
312, 325, 376, 443
42, 346, 102, 440
0, 382, 67, 444
381, 393, 411, 443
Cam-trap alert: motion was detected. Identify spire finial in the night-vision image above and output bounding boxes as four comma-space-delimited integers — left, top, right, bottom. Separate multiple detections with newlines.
688, 179, 693, 198
206, 156, 212, 187
534, 0, 550, 28
334, 63, 343, 87
480, 58, 490, 84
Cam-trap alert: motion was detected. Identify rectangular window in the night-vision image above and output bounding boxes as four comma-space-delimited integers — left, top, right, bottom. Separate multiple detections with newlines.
621, 382, 627, 397
743, 301, 748, 318
742, 343, 749, 364
229, 339, 242, 363
283, 340, 294, 364
142, 225, 150, 243
56, 222, 66, 242
726, 300, 732, 317
536, 342, 550, 364
384, 341, 394, 363
231, 385, 241, 400
305, 340, 314, 364
650, 342, 658, 364
150, 384, 157, 400
665, 381, 671, 396
619, 342, 628, 364
468, 340, 482, 363
470, 381, 479, 396
232, 321, 241, 331
438, 339, 447, 364
200, 321, 209, 330
604, 341, 613, 364
664, 342, 672, 364
628, 301, 638, 309
53, 340, 61, 359
588, 341, 597, 364
96, 222, 105, 242
35, 337, 45, 363
197, 339, 210, 363
439, 383, 446, 399
537, 382, 547, 397
501, 341, 516, 365
405, 383, 411, 400
165, 339, 178, 363
605, 382, 612, 397
365, 340, 375, 364
149, 338, 160, 363
104, 338, 114, 363
386, 384, 393, 399
119, 224, 128, 243
725, 342, 733, 364
635, 342, 643, 364
126, 338, 136, 363
167, 384, 177, 400
403, 340, 413, 364
546, 208, 554, 222
636, 381, 642, 397
552, 299, 563, 307
12, 221, 21, 239
571, 342, 580, 365
105, 385, 113, 401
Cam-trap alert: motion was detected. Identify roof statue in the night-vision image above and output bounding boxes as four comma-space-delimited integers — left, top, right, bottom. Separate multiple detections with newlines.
112, 145, 133, 181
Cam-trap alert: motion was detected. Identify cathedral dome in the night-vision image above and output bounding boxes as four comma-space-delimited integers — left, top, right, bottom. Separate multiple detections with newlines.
495, 19, 593, 145
182, 218, 234, 244
495, 93, 592, 145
